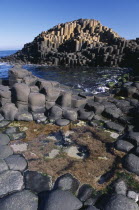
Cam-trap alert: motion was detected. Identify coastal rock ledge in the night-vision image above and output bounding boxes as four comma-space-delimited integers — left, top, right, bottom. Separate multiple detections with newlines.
1, 19, 139, 70
1, 66, 139, 209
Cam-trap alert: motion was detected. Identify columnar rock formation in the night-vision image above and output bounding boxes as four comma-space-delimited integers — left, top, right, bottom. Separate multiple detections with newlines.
2, 19, 139, 70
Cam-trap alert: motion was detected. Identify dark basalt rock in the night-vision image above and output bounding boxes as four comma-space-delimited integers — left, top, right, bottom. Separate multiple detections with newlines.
1, 19, 139, 71
53, 173, 80, 194
0, 170, 24, 197
115, 140, 134, 152
123, 153, 139, 175
5, 154, 28, 172
0, 134, 10, 145
24, 171, 52, 193
103, 194, 139, 210
105, 121, 125, 133
0, 190, 38, 210
0, 145, 13, 159
77, 184, 93, 202
43, 189, 83, 210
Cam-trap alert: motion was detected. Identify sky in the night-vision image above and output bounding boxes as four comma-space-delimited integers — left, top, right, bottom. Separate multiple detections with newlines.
0, 0, 139, 50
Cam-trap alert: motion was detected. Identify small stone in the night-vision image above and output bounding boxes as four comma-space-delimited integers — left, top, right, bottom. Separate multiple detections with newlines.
54, 173, 80, 193
0, 159, 8, 173
55, 119, 70, 126
8, 132, 26, 141
10, 143, 28, 152
127, 191, 139, 202
24, 171, 52, 193
0, 190, 38, 210
5, 155, 27, 172
78, 184, 93, 202
113, 179, 127, 195
0, 145, 13, 159
0, 170, 24, 197
0, 134, 10, 145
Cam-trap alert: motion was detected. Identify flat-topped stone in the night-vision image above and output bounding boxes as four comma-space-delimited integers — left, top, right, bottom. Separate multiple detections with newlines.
0, 134, 10, 145
5, 154, 27, 172
0, 190, 38, 210
0, 170, 24, 197
0, 145, 13, 159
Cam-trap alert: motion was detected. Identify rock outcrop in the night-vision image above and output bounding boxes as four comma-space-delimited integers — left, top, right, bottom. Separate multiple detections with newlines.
1, 19, 139, 70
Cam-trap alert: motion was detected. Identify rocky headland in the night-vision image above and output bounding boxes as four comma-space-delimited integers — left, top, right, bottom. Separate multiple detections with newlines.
0, 66, 139, 209
1, 19, 139, 72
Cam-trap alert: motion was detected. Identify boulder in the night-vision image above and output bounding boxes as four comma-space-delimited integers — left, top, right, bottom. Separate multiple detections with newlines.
0, 190, 38, 210
46, 101, 55, 110
113, 179, 127, 195
0, 134, 10, 146
78, 109, 94, 120
24, 171, 52, 193
0, 145, 13, 159
105, 121, 124, 133
49, 105, 63, 120
57, 91, 72, 107
5, 154, 27, 172
127, 131, 139, 145
43, 189, 83, 210
12, 83, 30, 102
0, 170, 24, 197
16, 101, 29, 112
123, 153, 139, 175
115, 140, 134, 152
0, 159, 8, 173
71, 95, 87, 108
103, 107, 122, 120
104, 194, 139, 210
86, 101, 104, 114
29, 93, 46, 113
41, 86, 60, 102
54, 173, 80, 194
1, 103, 18, 121
63, 108, 78, 121
78, 184, 93, 202
0, 85, 11, 98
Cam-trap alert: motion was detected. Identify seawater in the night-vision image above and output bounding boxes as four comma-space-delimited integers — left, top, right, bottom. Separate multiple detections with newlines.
0, 50, 129, 93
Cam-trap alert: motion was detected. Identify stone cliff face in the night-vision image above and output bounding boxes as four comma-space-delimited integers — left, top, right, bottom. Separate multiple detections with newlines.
2, 19, 139, 69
